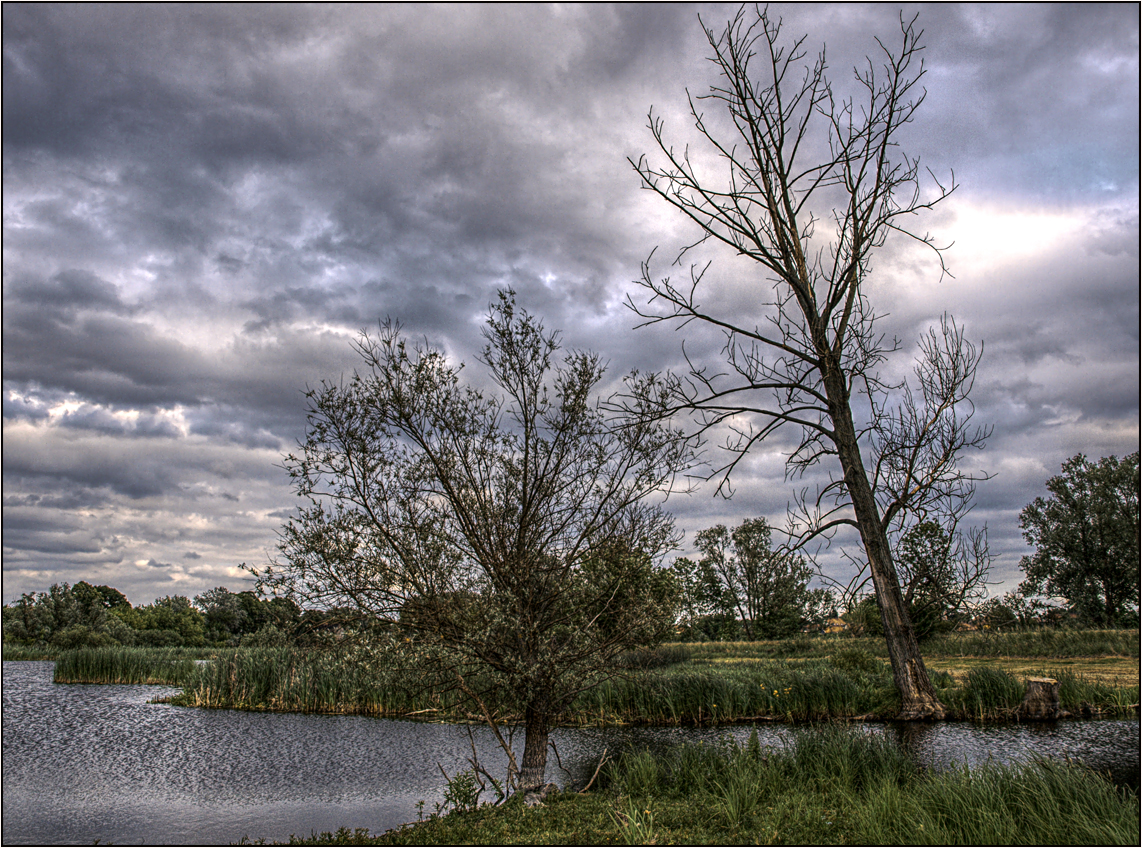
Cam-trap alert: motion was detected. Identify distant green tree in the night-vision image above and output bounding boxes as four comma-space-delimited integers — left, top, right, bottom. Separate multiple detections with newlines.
693, 517, 815, 639
2, 582, 134, 646
114, 595, 206, 646
669, 555, 725, 637
194, 586, 249, 645
975, 592, 1036, 631
1018, 452, 1140, 627
192, 586, 302, 645
894, 521, 991, 637
3, 592, 56, 644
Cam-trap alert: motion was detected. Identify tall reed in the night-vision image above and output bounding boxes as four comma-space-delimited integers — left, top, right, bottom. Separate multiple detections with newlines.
53, 646, 199, 685
1, 644, 57, 661
173, 647, 466, 716
1052, 668, 1141, 713
570, 659, 896, 725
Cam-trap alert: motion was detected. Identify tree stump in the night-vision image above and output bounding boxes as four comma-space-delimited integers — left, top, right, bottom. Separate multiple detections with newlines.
1018, 677, 1061, 720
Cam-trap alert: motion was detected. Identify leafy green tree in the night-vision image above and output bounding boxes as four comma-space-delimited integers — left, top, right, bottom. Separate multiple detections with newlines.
194, 587, 249, 645
1018, 452, 1140, 627
252, 291, 693, 795
193, 586, 302, 645
50, 624, 120, 649
3, 592, 58, 644
2, 582, 135, 646
693, 517, 815, 639
894, 521, 991, 637
669, 555, 725, 637
114, 595, 206, 646
975, 592, 1036, 631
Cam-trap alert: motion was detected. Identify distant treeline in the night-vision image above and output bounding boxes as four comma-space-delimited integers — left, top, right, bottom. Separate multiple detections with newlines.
1, 581, 363, 650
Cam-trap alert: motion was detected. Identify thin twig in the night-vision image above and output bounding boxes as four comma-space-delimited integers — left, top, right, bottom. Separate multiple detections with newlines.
579, 747, 609, 794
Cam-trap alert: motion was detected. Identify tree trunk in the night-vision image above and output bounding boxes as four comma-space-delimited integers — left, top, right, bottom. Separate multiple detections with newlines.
518, 703, 550, 793
823, 364, 947, 720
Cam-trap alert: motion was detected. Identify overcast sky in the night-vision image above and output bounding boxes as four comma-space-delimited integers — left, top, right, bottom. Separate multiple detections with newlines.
3, 3, 1138, 607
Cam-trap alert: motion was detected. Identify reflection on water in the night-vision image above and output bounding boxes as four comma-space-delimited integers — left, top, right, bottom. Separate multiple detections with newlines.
2, 661, 1138, 845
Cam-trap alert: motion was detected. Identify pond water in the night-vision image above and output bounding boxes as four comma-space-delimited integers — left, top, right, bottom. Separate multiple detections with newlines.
2, 660, 1138, 845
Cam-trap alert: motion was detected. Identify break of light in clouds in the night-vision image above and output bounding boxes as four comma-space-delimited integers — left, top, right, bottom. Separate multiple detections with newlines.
3, 3, 1138, 605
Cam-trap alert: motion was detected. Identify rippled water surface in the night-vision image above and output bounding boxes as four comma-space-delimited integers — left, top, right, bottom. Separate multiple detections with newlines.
3, 660, 1138, 845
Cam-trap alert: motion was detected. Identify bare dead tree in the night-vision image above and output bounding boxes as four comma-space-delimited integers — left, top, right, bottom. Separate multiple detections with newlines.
627, 6, 990, 718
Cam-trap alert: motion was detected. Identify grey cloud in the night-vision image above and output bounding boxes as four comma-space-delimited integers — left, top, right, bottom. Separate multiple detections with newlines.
2, 3, 1137, 603
2, 391, 50, 422
9, 270, 134, 315
186, 417, 283, 452
916, 4, 1139, 203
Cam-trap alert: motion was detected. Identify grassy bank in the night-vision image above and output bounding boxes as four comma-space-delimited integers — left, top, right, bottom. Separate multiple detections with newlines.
256, 725, 1140, 845
41, 630, 1141, 722
166, 643, 1137, 723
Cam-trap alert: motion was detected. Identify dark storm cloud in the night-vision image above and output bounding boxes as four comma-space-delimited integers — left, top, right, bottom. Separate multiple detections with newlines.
9, 270, 135, 315
3, 3, 1137, 603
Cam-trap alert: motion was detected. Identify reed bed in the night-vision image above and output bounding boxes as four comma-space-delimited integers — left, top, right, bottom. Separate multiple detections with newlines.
164, 646, 898, 723
172, 647, 470, 717
672, 627, 1140, 663
44, 637, 1140, 723
930, 664, 1141, 719
570, 658, 897, 725
1053, 668, 1141, 714
943, 665, 1027, 719
1, 644, 57, 661
681, 635, 882, 663
53, 646, 200, 685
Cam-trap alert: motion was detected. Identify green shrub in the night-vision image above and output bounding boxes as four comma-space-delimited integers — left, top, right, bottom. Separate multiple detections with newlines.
616, 644, 692, 669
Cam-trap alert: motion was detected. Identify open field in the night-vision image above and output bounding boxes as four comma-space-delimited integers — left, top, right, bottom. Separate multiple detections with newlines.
924, 656, 1140, 687
671, 630, 1141, 692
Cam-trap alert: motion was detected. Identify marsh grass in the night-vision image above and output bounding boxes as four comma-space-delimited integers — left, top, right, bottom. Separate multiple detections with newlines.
572, 659, 897, 724
53, 646, 200, 685
357, 725, 1139, 846
676, 628, 1140, 664
1, 644, 57, 661
45, 635, 1138, 723
600, 725, 1139, 845
956, 666, 1027, 718
1052, 668, 1141, 714
614, 643, 692, 669
171, 647, 462, 716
